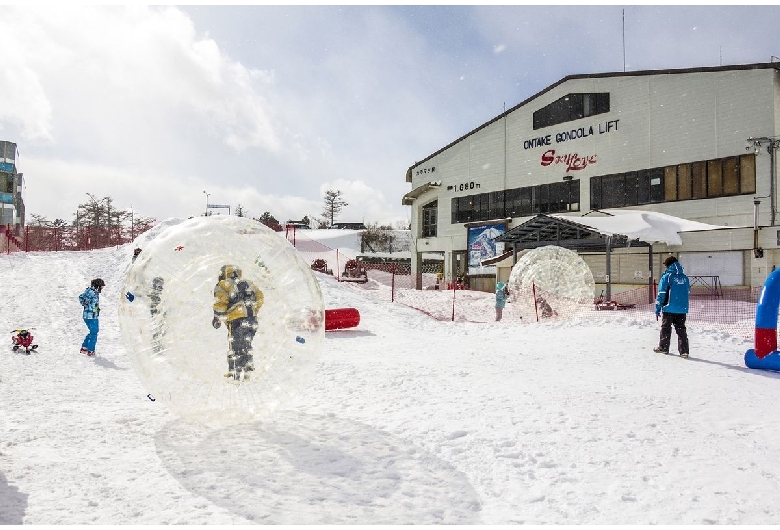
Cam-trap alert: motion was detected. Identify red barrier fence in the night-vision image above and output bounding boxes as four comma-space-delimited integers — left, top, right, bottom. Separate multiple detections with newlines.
287, 229, 761, 340
2, 225, 140, 253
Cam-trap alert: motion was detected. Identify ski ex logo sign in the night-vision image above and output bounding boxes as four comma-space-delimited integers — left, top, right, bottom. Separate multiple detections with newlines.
525, 118, 620, 172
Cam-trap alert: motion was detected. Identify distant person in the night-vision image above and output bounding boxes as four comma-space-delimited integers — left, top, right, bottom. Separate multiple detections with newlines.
150, 276, 166, 354
495, 282, 509, 321
132, 248, 142, 262
654, 255, 691, 358
78, 278, 105, 357
536, 295, 556, 318
212, 264, 264, 381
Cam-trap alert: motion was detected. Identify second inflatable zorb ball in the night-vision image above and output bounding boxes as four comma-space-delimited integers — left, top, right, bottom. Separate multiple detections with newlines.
119, 216, 325, 427
507, 245, 595, 322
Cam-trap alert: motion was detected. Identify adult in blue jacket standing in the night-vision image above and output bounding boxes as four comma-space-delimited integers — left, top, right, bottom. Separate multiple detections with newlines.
79, 278, 105, 357
654, 256, 691, 358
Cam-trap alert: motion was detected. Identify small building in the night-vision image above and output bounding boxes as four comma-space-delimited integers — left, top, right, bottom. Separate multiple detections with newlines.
285, 220, 311, 229
331, 222, 367, 230
0, 141, 24, 227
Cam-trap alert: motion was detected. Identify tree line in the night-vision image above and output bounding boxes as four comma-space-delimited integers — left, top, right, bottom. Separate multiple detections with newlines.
29, 193, 156, 233
236, 188, 350, 230
28, 189, 410, 235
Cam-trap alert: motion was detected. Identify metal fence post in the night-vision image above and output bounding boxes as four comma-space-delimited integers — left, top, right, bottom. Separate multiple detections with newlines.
532, 282, 540, 323
451, 285, 456, 321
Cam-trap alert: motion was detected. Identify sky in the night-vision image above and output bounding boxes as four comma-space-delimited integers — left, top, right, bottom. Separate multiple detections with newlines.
3, 223, 779, 524
2, 5, 780, 227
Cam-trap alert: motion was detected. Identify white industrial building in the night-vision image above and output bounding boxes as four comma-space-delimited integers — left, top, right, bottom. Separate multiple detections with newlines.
403, 62, 780, 293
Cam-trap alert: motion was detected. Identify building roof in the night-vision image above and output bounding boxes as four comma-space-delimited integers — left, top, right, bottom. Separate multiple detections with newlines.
495, 214, 629, 251
406, 62, 780, 180
402, 181, 441, 206
494, 209, 728, 251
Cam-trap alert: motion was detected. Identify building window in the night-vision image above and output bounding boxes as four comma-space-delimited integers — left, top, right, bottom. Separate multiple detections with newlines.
533, 93, 610, 130
722, 157, 739, 195
1, 172, 12, 194
707, 160, 723, 197
590, 154, 757, 209
452, 180, 580, 223
740, 155, 756, 194
488, 190, 505, 219
678, 163, 692, 200
664, 166, 678, 201
691, 161, 707, 199
422, 200, 437, 238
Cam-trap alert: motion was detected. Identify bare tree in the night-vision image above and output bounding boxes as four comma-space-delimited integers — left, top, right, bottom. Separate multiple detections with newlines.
28, 213, 50, 226
322, 189, 348, 227
361, 222, 395, 253
72, 193, 152, 231
73, 193, 128, 228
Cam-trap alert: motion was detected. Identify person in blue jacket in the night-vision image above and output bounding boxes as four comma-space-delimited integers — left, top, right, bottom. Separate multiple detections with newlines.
78, 278, 105, 357
495, 281, 509, 321
654, 256, 691, 357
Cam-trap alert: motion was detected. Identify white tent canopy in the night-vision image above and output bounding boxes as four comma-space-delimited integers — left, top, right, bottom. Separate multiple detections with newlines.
558, 209, 730, 246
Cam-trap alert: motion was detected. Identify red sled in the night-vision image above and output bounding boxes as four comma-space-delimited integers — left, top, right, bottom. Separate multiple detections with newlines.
325, 308, 360, 331
11, 329, 38, 354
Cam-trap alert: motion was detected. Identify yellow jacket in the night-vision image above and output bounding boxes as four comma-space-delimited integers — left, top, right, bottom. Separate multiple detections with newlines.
213, 265, 264, 322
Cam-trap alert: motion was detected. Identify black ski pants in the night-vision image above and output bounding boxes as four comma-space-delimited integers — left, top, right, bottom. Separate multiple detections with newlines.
227, 317, 258, 371
659, 312, 689, 355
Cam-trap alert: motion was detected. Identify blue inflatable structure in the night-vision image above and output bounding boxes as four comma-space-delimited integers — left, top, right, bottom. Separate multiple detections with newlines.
745, 268, 780, 371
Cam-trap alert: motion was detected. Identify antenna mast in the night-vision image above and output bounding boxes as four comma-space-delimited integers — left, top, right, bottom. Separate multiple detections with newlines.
622, 9, 626, 72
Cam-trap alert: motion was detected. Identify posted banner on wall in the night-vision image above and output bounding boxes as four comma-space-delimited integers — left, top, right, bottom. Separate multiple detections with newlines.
467, 223, 506, 275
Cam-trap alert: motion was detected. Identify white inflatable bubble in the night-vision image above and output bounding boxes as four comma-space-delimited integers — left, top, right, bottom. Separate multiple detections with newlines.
119, 216, 325, 427
507, 245, 595, 322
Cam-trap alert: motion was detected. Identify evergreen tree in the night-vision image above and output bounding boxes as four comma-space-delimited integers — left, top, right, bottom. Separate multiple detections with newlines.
256, 211, 282, 231
322, 189, 348, 227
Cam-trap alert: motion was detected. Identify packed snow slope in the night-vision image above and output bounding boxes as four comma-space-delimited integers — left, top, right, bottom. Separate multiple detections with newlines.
1, 240, 779, 524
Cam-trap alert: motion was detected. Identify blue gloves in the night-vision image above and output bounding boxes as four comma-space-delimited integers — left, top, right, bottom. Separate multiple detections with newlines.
654, 304, 661, 317
212, 316, 221, 329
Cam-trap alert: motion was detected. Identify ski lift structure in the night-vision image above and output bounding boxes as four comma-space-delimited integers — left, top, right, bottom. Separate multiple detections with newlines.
207, 203, 231, 216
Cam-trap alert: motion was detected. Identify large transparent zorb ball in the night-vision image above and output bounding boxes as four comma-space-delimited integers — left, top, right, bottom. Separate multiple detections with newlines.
118, 216, 325, 427
507, 245, 595, 322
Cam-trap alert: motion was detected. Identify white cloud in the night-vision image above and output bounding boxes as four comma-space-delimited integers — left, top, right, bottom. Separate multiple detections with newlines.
3, 5, 780, 230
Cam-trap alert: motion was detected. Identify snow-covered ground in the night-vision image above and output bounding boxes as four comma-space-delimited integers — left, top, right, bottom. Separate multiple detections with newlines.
1, 226, 778, 524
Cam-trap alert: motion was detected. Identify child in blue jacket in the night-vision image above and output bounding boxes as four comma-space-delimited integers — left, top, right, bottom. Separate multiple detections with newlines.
495, 282, 509, 321
79, 278, 105, 356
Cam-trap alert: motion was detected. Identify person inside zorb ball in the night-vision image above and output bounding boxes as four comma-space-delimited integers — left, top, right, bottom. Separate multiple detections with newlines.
211, 264, 263, 382
119, 216, 325, 427
507, 245, 595, 322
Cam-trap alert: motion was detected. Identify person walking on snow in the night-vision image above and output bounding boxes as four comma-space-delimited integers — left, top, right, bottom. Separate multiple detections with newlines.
79, 278, 104, 357
654, 256, 691, 358
495, 281, 509, 321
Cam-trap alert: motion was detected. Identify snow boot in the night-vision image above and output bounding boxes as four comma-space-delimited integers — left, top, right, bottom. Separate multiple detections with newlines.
679, 352, 689, 358
653, 347, 669, 354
